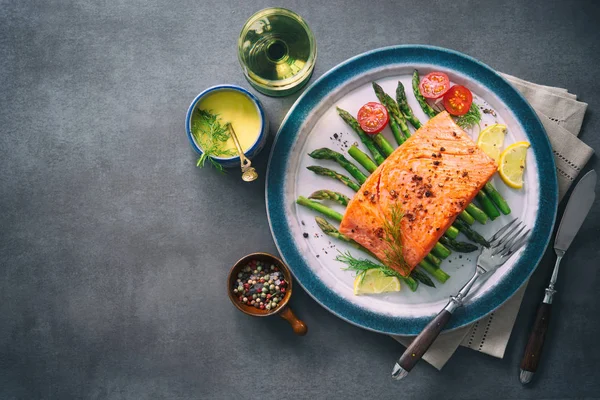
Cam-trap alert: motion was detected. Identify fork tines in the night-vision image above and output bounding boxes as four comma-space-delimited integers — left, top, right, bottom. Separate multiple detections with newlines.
489, 218, 531, 258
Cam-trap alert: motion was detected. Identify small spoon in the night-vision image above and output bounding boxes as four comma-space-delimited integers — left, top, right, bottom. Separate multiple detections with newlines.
227, 123, 258, 182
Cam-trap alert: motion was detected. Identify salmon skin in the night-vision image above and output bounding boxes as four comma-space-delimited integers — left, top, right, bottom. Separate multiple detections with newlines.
339, 111, 497, 276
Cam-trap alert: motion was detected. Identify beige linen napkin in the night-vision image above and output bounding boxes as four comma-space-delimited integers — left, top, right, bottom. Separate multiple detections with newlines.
392, 73, 594, 370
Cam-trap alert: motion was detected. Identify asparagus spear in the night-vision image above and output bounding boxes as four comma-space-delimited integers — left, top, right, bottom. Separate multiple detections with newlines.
309, 148, 368, 184
412, 70, 439, 118
425, 252, 442, 267
306, 166, 361, 192
431, 242, 452, 259
337, 107, 385, 165
296, 196, 343, 222
396, 81, 422, 129
446, 225, 460, 239
419, 258, 450, 283
466, 203, 489, 224
348, 145, 377, 173
411, 268, 436, 288
453, 219, 490, 247
372, 82, 411, 144
317, 218, 420, 291
438, 236, 478, 253
371, 131, 395, 157
476, 190, 501, 220
315, 217, 362, 249
459, 210, 475, 225
309, 190, 351, 206
483, 182, 511, 215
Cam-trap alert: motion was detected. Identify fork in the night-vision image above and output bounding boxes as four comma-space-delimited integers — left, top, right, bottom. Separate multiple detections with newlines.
392, 218, 530, 380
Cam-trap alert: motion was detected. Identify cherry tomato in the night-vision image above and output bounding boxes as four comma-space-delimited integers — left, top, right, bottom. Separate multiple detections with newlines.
419, 72, 451, 99
443, 85, 473, 116
357, 102, 389, 134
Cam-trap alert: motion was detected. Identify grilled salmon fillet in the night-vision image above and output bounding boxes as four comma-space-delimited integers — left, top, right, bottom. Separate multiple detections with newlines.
339, 111, 497, 276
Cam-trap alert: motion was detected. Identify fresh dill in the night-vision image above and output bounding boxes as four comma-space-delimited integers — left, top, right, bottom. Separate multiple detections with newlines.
191, 108, 236, 172
335, 251, 404, 283
381, 202, 410, 275
455, 102, 482, 130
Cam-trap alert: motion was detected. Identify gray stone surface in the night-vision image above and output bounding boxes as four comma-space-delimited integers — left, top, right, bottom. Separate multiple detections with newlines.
1, 0, 599, 398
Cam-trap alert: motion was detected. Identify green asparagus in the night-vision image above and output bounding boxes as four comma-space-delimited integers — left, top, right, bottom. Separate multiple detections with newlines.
306, 166, 361, 192
337, 107, 385, 165
296, 196, 344, 222
309, 148, 368, 184
419, 258, 450, 283
446, 225, 460, 239
348, 145, 377, 173
315, 217, 363, 249
453, 218, 490, 247
459, 210, 475, 225
412, 70, 439, 118
425, 252, 442, 267
309, 190, 350, 206
483, 182, 511, 215
431, 242, 452, 259
372, 82, 411, 143
475, 190, 501, 220
412, 267, 436, 288
396, 81, 422, 129
371, 133, 395, 157
465, 203, 489, 224
438, 236, 478, 253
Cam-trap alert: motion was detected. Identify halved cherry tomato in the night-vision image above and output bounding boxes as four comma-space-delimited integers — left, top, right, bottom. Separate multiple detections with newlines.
443, 85, 473, 116
419, 72, 450, 99
357, 102, 389, 134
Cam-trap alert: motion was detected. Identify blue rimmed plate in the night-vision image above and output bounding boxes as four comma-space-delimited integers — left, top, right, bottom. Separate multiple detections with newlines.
265, 45, 557, 335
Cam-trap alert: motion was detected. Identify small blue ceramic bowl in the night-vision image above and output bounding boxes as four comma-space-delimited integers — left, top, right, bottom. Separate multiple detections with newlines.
186, 85, 269, 169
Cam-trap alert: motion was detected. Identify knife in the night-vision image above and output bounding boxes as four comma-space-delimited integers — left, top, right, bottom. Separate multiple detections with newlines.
519, 169, 597, 384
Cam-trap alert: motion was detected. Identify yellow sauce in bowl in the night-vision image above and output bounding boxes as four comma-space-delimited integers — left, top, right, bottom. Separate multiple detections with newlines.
196, 89, 261, 155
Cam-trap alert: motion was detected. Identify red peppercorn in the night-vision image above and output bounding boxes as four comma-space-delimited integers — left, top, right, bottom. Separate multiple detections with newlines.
238, 296, 243, 301
260, 304, 265, 309
279, 281, 286, 287
266, 294, 272, 299
274, 267, 279, 271
281, 288, 286, 293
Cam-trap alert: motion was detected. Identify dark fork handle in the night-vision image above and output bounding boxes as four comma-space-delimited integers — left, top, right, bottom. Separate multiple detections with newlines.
397, 309, 452, 372
519, 302, 552, 383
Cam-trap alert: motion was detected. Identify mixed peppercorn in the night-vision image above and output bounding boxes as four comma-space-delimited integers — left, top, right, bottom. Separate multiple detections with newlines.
233, 260, 288, 311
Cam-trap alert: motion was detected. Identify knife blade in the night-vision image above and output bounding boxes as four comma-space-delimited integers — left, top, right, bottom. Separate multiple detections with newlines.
519, 169, 596, 384
554, 170, 597, 251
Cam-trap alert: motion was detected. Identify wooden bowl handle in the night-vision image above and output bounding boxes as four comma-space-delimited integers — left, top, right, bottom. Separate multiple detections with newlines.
279, 306, 307, 336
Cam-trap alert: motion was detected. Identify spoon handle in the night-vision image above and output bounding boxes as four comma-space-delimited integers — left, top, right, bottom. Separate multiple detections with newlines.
227, 123, 251, 167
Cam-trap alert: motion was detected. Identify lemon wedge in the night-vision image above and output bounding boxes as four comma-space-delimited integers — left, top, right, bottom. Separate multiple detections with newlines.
353, 269, 401, 295
477, 124, 507, 162
498, 141, 530, 189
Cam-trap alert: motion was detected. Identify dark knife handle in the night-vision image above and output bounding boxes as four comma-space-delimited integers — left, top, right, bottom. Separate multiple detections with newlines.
398, 309, 452, 372
519, 302, 552, 383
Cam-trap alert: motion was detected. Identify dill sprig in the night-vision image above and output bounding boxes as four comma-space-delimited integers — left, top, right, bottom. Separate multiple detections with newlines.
335, 251, 403, 283
455, 102, 482, 130
381, 203, 410, 275
191, 108, 237, 172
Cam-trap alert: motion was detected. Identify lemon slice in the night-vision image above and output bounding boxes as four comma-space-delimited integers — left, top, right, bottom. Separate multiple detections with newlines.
498, 141, 530, 189
353, 269, 401, 295
477, 124, 507, 161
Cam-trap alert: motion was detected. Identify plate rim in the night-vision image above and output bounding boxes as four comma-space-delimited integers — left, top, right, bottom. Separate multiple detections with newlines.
265, 44, 558, 335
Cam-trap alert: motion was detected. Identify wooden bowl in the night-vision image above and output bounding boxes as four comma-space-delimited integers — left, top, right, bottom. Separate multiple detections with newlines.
227, 252, 307, 335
